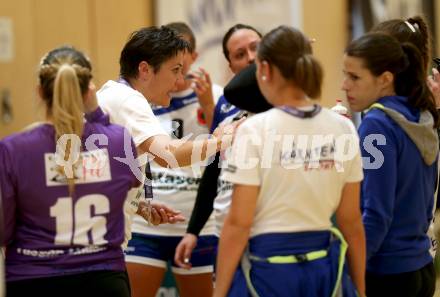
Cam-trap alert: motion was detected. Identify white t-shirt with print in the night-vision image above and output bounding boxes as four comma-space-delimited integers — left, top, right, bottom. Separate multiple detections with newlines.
222, 107, 363, 237
133, 85, 223, 236
98, 80, 167, 145
97, 80, 168, 246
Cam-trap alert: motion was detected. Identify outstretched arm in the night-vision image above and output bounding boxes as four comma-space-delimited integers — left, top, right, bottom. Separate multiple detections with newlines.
138, 120, 241, 168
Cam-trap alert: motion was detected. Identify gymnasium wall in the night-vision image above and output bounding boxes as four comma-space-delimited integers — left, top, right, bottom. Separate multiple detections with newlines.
1, 0, 437, 138
0, 0, 153, 138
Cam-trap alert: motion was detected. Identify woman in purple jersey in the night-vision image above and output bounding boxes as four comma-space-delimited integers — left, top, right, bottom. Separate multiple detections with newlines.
0, 193, 4, 297
0, 46, 181, 297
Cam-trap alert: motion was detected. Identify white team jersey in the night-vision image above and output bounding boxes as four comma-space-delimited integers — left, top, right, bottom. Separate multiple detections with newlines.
97, 80, 167, 145
97, 80, 168, 246
132, 85, 223, 236
222, 107, 363, 237
213, 109, 244, 236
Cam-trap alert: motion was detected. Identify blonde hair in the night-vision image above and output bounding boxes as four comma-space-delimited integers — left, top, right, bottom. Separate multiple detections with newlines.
39, 46, 92, 195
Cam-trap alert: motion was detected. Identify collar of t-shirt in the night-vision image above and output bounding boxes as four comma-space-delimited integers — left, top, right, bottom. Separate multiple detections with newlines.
117, 77, 131, 88
278, 104, 321, 118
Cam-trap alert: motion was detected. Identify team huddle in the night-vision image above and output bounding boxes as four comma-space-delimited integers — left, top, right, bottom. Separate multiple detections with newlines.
1, 16, 440, 297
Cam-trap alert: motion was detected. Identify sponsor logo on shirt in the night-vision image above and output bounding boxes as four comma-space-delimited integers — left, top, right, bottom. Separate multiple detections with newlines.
217, 179, 233, 194
220, 103, 235, 114
16, 245, 107, 258
45, 149, 111, 186
280, 139, 340, 171
182, 97, 199, 105
151, 171, 201, 192
225, 164, 237, 173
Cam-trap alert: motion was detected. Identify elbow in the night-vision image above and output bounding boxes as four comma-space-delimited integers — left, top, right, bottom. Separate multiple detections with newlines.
139, 136, 180, 168
362, 213, 392, 257
338, 215, 364, 239
362, 209, 393, 236
149, 148, 181, 168
225, 216, 253, 234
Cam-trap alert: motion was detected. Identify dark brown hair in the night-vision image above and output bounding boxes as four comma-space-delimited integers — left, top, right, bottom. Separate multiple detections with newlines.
120, 26, 190, 78
258, 25, 323, 99
222, 24, 262, 62
346, 32, 439, 127
371, 15, 432, 74
165, 22, 196, 53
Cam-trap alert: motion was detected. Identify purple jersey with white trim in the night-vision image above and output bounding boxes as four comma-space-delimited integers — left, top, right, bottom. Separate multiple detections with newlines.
0, 110, 139, 281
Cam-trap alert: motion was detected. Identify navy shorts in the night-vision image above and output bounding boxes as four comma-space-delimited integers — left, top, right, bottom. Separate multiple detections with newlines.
125, 233, 218, 275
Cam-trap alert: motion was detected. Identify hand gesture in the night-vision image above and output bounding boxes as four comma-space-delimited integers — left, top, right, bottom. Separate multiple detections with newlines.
189, 68, 214, 107
212, 117, 247, 150
427, 68, 440, 108
174, 233, 198, 269
188, 68, 215, 127
136, 201, 185, 225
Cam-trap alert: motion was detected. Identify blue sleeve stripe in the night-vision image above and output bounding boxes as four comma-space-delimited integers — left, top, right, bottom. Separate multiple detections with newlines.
153, 94, 199, 116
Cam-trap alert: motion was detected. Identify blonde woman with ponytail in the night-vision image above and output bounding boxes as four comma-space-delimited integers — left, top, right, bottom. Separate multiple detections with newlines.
214, 26, 366, 297
0, 46, 181, 297
47, 63, 88, 196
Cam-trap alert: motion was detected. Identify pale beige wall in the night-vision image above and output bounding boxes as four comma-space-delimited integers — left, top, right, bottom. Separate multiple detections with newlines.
436, 2, 440, 57
0, 0, 153, 138
0, 1, 38, 138
92, 0, 153, 87
3, 1, 439, 137
303, 0, 348, 107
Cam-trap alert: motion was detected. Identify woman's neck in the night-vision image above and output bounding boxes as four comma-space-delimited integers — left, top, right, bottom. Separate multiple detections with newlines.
278, 97, 312, 108
126, 77, 150, 100
45, 112, 54, 124
126, 77, 140, 91
378, 86, 396, 98
272, 86, 311, 108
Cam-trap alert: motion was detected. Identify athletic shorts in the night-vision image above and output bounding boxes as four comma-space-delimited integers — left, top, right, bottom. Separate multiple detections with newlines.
7, 270, 130, 297
228, 231, 358, 297
125, 233, 218, 275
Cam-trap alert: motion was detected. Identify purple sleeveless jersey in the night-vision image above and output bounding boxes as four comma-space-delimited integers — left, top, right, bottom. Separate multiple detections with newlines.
0, 108, 139, 281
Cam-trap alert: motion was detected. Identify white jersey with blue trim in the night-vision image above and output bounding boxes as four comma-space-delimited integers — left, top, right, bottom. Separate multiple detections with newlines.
213, 108, 244, 236
132, 84, 223, 236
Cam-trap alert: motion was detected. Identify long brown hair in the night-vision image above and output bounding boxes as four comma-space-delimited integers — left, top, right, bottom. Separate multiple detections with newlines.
257, 25, 323, 99
346, 33, 439, 127
371, 15, 432, 74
